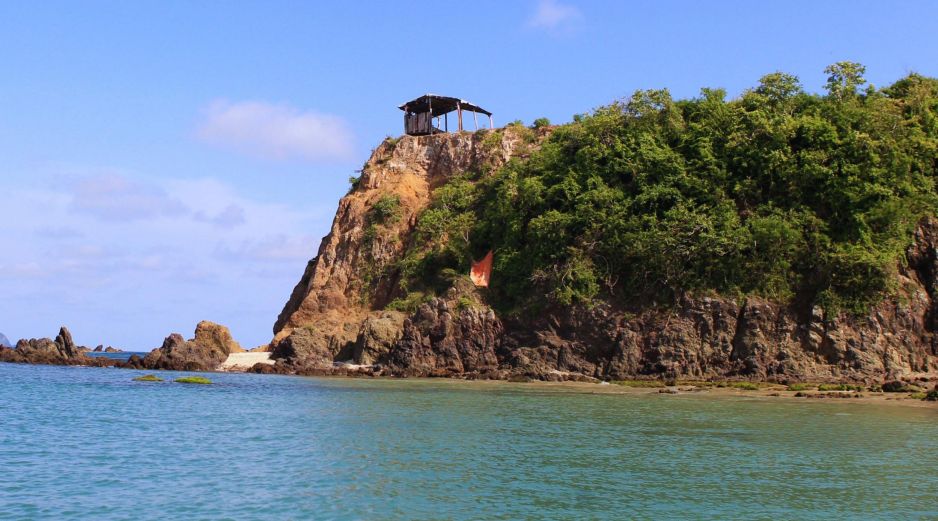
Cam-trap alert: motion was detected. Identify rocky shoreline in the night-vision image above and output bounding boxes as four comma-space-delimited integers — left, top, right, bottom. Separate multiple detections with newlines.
2, 330, 936, 405
0, 321, 243, 372
3, 323, 938, 405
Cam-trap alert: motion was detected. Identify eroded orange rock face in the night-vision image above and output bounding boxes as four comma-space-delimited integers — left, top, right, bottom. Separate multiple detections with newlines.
271, 130, 529, 360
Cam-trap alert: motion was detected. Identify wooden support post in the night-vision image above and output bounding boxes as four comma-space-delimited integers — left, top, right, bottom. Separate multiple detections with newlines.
457, 102, 463, 132
444, 112, 448, 132
473, 111, 478, 130
429, 97, 433, 135
489, 115, 494, 129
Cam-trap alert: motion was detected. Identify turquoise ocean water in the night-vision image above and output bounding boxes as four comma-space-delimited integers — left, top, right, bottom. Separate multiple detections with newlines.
0, 362, 936, 520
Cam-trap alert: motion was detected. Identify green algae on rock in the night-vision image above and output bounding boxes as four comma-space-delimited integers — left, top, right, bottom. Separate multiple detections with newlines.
132, 374, 164, 382
174, 376, 212, 385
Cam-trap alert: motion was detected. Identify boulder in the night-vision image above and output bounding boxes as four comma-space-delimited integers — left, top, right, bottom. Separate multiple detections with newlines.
270, 326, 335, 366
121, 354, 146, 369
353, 311, 405, 365
193, 320, 244, 353
142, 321, 242, 371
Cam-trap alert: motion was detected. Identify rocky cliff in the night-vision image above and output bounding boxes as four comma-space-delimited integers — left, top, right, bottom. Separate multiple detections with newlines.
269, 129, 938, 385
270, 129, 528, 371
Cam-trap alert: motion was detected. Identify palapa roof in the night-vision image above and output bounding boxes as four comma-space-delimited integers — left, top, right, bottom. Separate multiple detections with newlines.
399, 94, 492, 116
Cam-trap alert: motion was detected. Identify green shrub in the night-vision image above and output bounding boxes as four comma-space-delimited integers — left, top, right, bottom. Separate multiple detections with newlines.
787, 383, 814, 391
728, 382, 760, 391
532, 117, 551, 129
386, 292, 430, 313
133, 374, 163, 382
370, 195, 402, 224
613, 379, 666, 388
817, 383, 865, 392
175, 376, 212, 385
456, 296, 476, 311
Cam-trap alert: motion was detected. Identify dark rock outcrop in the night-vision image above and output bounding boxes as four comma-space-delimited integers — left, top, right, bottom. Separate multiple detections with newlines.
386, 298, 502, 377
123, 354, 145, 369
8, 326, 81, 363
0, 326, 118, 368
54, 326, 79, 358
142, 321, 240, 371
270, 326, 338, 366
353, 311, 405, 365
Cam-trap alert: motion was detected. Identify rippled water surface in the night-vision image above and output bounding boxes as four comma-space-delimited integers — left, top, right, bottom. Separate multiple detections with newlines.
1, 363, 936, 520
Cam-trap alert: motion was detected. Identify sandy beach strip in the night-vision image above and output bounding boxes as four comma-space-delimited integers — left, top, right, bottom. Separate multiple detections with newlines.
219, 352, 274, 371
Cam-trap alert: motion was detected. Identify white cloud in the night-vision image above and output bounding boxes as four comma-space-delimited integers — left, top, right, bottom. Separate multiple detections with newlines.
193, 204, 246, 229
527, 0, 582, 32
1, 170, 331, 348
214, 233, 317, 263
69, 173, 188, 221
196, 99, 354, 162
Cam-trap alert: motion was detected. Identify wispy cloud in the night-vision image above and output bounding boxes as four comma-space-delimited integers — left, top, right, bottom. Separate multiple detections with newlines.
527, 0, 582, 33
69, 173, 188, 221
214, 233, 317, 263
193, 204, 246, 230
196, 99, 354, 162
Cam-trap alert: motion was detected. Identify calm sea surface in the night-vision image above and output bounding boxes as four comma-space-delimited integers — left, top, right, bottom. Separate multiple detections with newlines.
0, 363, 936, 520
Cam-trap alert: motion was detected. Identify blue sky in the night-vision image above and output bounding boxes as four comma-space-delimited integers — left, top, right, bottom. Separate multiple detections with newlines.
2, 0, 937, 349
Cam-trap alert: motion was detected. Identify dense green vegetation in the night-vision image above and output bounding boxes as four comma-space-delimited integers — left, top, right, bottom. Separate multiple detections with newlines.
395, 64, 938, 315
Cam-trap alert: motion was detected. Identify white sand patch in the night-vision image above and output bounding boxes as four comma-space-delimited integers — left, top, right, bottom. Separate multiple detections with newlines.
219, 352, 274, 372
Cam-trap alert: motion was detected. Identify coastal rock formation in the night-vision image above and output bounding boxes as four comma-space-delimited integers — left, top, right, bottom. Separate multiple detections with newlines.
142, 321, 241, 371
11, 326, 81, 362
269, 130, 938, 384
353, 311, 405, 365
386, 295, 502, 377
91, 345, 123, 352
272, 130, 529, 360
54, 326, 80, 358
0, 326, 116, 367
